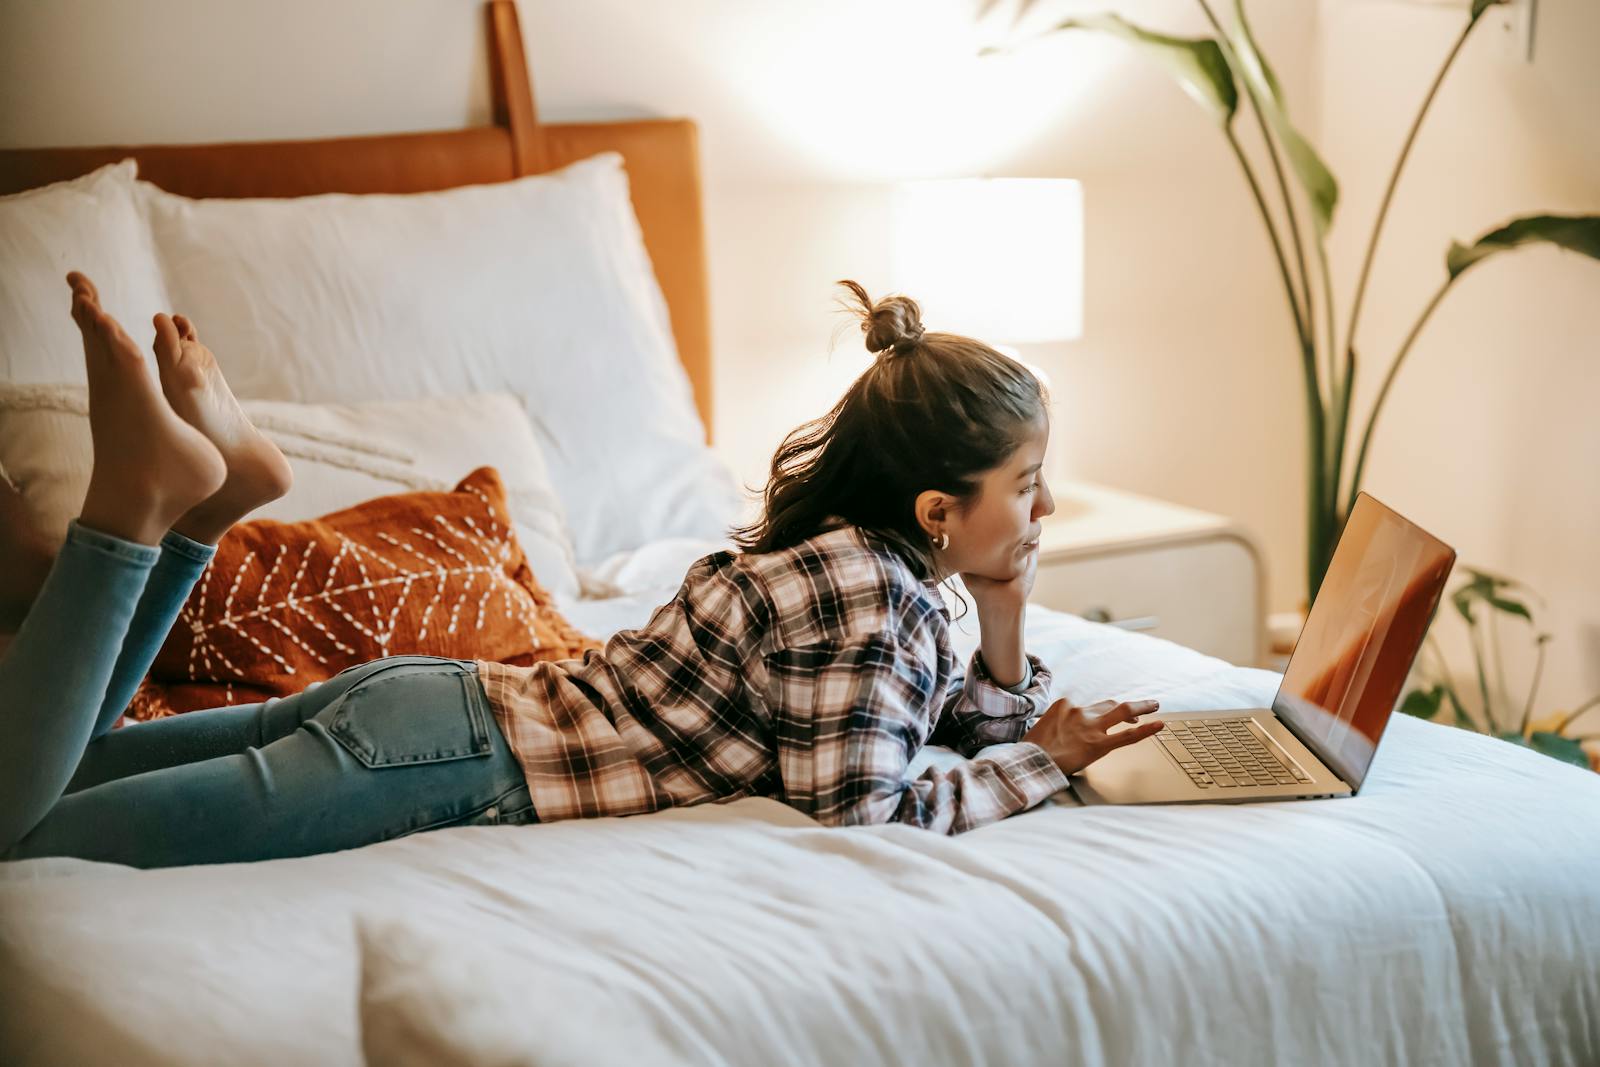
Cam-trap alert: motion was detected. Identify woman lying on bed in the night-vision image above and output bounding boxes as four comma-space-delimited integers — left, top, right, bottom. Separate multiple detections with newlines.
0, 275, 1165, 868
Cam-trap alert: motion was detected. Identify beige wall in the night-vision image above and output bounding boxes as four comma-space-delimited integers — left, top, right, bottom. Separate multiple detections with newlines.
1317, 0, 1600, 728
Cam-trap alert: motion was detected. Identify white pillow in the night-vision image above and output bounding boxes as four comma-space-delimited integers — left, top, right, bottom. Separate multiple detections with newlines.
577, 536, 737, 599
0, 386, 582, 598
0, 160, 171, 383
140, 152, 743, 565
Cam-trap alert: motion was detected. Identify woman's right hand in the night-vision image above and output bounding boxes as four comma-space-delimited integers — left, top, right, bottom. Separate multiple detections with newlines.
1023, 697, 1164, 776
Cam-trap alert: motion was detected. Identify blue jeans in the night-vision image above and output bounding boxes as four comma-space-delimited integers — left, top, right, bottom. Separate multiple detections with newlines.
1, 523, 534, 868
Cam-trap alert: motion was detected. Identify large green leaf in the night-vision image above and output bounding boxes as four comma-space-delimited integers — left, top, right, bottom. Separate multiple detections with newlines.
1451, 584, 1478, 624
1451, 567, 1538, 625
1506, 730, 1593, 769
1486, 595, 1532, 623
1225, 0, 1338, 233
1400, 685, 1445, 721
1447, 215, 1600, 279
1053, 15, 1238, 127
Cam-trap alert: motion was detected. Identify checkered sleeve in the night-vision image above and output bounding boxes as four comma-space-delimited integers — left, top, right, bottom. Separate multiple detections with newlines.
932, 651, 1056, 758
766, 632, 1069, 835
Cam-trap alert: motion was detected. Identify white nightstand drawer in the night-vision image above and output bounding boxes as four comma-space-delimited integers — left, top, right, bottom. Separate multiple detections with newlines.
1030, 535, 1261, 666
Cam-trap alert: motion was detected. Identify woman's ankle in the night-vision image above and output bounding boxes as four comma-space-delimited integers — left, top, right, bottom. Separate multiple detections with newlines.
77, 502, 173, 548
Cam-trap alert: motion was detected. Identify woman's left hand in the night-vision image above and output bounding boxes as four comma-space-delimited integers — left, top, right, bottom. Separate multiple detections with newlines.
961, 544, 1040, 622
960, 546, 1039, 689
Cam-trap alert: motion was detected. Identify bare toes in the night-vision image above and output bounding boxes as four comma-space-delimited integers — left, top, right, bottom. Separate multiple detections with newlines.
68, 274, 135, 350
153, 313, 182, 363
174, 314, 198, 342
68, 278, 98, 329
75, 300, 115, 345
66, 271, 100, 305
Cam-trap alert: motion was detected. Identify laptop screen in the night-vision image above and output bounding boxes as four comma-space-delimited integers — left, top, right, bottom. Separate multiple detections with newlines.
1271, 494, 1456, 791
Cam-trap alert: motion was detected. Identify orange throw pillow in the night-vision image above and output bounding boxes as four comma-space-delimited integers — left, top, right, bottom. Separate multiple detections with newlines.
127, 467, 598, 722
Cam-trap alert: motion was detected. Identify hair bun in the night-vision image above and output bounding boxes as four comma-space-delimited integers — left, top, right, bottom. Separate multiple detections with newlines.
834, 279, 927, 357
890, 323, 927, 354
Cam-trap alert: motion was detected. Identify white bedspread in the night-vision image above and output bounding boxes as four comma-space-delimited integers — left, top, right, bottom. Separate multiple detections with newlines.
2, 568, 1597, 1066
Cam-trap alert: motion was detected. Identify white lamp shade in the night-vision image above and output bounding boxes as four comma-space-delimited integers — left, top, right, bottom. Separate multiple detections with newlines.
891, 178, 1083, 344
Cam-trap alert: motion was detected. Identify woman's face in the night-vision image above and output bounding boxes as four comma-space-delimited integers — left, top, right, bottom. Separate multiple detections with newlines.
937, 418, 1055, 581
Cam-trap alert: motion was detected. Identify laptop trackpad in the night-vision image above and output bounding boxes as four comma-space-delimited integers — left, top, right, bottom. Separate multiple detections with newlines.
1069, 728, 1203, 805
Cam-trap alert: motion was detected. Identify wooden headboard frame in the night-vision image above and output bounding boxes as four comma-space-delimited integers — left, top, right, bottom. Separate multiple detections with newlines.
0, 0, 714, 440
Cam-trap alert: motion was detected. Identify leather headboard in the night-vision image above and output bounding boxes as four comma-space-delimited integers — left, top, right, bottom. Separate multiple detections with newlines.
0, 0, 713, 439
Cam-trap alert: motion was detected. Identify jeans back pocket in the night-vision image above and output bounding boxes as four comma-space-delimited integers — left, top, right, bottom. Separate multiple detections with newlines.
324, 660, 493, 769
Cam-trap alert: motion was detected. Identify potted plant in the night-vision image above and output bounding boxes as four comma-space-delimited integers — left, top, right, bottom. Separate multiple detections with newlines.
986, 0, 1600, 604
1401, 567, 1598, 771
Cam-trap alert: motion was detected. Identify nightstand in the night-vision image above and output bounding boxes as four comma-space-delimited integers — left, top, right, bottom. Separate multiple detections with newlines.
1029, 481, 1267, 667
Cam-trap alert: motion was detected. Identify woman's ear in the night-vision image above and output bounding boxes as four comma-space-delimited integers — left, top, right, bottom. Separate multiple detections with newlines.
913, 489, 952, 538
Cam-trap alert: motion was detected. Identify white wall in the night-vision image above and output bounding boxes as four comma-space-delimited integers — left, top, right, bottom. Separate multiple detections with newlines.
1317, 0, 1600, 730
3, 1, 1324, 672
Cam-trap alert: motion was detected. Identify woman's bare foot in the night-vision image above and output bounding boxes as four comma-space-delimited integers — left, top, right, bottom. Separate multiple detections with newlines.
67, 272, 228, 547
151, 312, 293, 545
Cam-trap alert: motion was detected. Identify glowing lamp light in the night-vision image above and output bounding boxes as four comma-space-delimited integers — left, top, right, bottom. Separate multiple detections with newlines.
890, 178, 1084, 345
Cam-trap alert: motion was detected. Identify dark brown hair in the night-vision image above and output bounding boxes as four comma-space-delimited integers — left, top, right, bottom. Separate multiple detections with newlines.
732, 280, 1048, 579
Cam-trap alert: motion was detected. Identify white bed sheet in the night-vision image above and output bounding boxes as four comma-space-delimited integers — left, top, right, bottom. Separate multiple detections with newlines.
2, 553, 1597, 1066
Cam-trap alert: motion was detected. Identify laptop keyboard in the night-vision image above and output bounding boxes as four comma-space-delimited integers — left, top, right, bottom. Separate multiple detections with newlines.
1157, 719, 1313, 789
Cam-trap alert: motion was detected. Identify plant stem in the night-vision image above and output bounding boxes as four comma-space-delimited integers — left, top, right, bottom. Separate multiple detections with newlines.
1490, 608, 1510, 732
1519, 636, 1547, 740
1197, 0, 1334, 596
1330, 352, 1354, 519
1219, 122, 1327, 593
1304, 358, 1329, 601
1197, 0, 1316, 365
1425, 633, 1450, 678
1425, 635, 1468, 730
1322, 238, 1350, 519
1468, 614, 1495, 733
1555, 693, 1600, 735
1343, 14, 1481, 371
1220, 129, 1310, 352
1346, 277, 1455, 516
1278, 138, 1320, 387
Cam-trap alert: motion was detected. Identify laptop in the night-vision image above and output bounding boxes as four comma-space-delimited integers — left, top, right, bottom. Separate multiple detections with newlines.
1070, 492, 1456, 806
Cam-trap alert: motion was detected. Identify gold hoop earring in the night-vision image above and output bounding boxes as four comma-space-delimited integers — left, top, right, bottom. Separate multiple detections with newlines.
934, 531, 949, 551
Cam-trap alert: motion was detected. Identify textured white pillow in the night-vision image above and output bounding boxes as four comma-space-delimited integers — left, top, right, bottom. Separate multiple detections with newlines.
0, 386, 582, 598
141, 152, 743, 565
0, 160, 171, 383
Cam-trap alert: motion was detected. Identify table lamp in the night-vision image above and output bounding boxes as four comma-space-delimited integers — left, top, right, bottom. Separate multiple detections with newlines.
890, 177, 1083, 348
891, 177, 1084, 481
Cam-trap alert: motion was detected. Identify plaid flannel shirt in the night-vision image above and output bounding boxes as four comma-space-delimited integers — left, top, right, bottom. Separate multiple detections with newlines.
477, 524, 1070, 833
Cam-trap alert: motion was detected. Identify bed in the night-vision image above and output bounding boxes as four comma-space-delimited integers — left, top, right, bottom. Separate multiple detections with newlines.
1, 3, 1597, 1065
